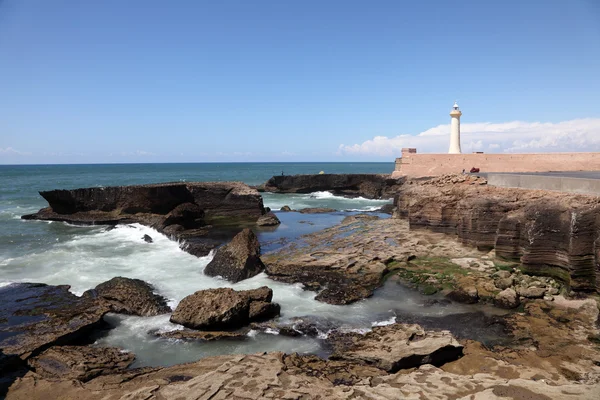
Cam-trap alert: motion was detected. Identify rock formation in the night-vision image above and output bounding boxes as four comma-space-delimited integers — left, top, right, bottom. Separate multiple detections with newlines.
204, 228, 265, 282
83, 277, 171, 317
21, 182, 267, 257
395, 174, 600, 293
329, 323, 463, 372
169, 287, 280, 331
0, 283, 109, 365
259, 174, 405, 199
256, 211, 281, 226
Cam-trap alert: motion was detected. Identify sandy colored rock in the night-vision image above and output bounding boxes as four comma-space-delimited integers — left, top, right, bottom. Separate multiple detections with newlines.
83, 276, 171, 317
329, 323, 463, 372
204, 228, 265, 282
27, 346, 134, 381
495, 288, 520, 309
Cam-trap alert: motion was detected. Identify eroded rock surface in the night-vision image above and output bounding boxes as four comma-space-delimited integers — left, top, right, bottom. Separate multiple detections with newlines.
329, 323, 463, 372
83, 277, 171, 317
22, 182, 267, 257
0, 283, 109, 361
169, 287, 279, 330
204, 228, 265, 282
27, 346, 134, 381
260, 173, 404, 199
395, 174, 600, 293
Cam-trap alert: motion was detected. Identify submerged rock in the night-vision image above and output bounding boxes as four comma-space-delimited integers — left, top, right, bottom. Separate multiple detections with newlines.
83, 277, 171, 317
298, 207, 337, 214
204, 228, 265, 283
329, 323, 463, 372
169, 287, 280, 331
280, 205, 293, 212
0, 283, 109, 361
142, 234, 153, 243
27, 346, 134, 382
154, 328, 250, 342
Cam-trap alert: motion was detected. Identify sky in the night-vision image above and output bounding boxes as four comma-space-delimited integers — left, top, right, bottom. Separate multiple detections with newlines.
1, 0, 599, 164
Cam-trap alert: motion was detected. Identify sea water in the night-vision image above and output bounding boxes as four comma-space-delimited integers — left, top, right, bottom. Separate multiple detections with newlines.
0, 163, 495, 367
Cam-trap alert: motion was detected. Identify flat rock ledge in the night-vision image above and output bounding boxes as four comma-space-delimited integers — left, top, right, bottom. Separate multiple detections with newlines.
170, 287, 280, 331
83, 277, 171, 317
21, 181, 268, 257
329, 323, 463, 373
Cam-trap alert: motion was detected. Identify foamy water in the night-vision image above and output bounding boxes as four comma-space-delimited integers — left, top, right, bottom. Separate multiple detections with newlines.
0, 191, 492, 367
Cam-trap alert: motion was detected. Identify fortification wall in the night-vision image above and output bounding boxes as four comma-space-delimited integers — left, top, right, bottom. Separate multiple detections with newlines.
392, 150, 600, 178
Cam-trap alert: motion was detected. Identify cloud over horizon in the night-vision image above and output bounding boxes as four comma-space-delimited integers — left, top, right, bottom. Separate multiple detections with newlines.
337, 118, 600, 156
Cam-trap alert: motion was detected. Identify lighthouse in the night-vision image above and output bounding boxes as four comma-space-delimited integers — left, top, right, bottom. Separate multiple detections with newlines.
448, 101, 462, 154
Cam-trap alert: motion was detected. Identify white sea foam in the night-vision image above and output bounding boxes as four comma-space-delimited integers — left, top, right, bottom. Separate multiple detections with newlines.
372, 315, 397, 327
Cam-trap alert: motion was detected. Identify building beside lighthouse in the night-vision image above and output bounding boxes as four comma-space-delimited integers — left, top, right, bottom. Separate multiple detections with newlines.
391, 102, 600, 178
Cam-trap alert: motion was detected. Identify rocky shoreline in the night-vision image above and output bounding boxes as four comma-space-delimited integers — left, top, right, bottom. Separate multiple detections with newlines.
4, 174, 600, 398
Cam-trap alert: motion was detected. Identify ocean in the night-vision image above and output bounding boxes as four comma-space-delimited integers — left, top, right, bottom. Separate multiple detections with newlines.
0, 162, 477, 367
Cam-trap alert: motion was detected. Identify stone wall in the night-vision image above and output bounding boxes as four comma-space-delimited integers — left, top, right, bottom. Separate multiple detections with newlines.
392, 150, 600, 178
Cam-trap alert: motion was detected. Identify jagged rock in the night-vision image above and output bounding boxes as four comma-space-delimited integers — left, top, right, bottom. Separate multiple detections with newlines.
0, 283, 109, 361
280, 205, 292, 211
154, 328, 250, 341
329, 323, 463, 372
494, 288, 520, 309
27, 346, 134, 381
21, 182, 267, 260
516, 286, 546, 299
261, 174, 404, 199
83, 277, 171, 317
446, 286, 479, 304
248, 302, 280, 321
256, 211, 281, 226
298, 207, 337, 214
169, 287, 279, 331
495, 277, 514, 290
204, 229, 265, 283
142, 234, 153, 243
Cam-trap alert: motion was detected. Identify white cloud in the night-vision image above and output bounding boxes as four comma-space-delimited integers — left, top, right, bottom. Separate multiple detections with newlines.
337, 118, 600, 156
0, 147, 31, 156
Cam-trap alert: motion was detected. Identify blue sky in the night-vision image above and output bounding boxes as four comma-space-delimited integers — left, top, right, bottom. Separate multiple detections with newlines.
1, 0, 599, 164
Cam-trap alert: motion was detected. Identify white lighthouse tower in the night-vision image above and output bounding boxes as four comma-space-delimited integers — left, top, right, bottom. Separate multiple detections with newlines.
448, 101, 462, 154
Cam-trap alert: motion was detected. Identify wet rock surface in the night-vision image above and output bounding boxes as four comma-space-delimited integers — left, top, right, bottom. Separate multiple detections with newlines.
256, 211, 281, 226
0, 283, 109, 361
329, 323, 463, 372
298, 207, 338, 214
169, 287, 280, 331
83, 277, 171, 317
21, 181, 267, 258
27, 346, 134, 381
204, 228, 265, 282
260, 173, 405, 199
154, 328, 250, 342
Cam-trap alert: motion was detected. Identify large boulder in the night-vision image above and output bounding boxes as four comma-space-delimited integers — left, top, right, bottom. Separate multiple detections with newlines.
204, 229, 265, 283
169, 287, 279, 331
27, 346, 135, 382
329, 323, 463, 372
83, 277, 171, 317
256, 211, 281, 226
494, 288, 520, 309
0, 283, 109, 362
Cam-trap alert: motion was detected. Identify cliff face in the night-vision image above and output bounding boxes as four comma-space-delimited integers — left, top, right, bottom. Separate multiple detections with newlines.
260, 174, 404, 199
22, 182, 266, 256
395, 176, 600, 293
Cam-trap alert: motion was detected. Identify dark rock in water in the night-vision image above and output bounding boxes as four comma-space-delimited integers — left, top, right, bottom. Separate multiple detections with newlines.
142, 234, 153, 243
83, 277, 171, 317
169, 287, 280, 331
264, 207, 271, 213
27, 346, 135, 382
153, 328, 250, 342
329, 323, 463, 372
287, 316, 341, 337
248, 302, 280, 322
378, 203, 395, 214
298, 207, 337, 214
280, 205, 292, 212
256, 211, 281, 226
204, 228, 265, 283
315, 283, 372, 305
21, 181, 268, 260
423, 298, 452, 307
262, 174, 405, 199
0, 283, 109, 361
